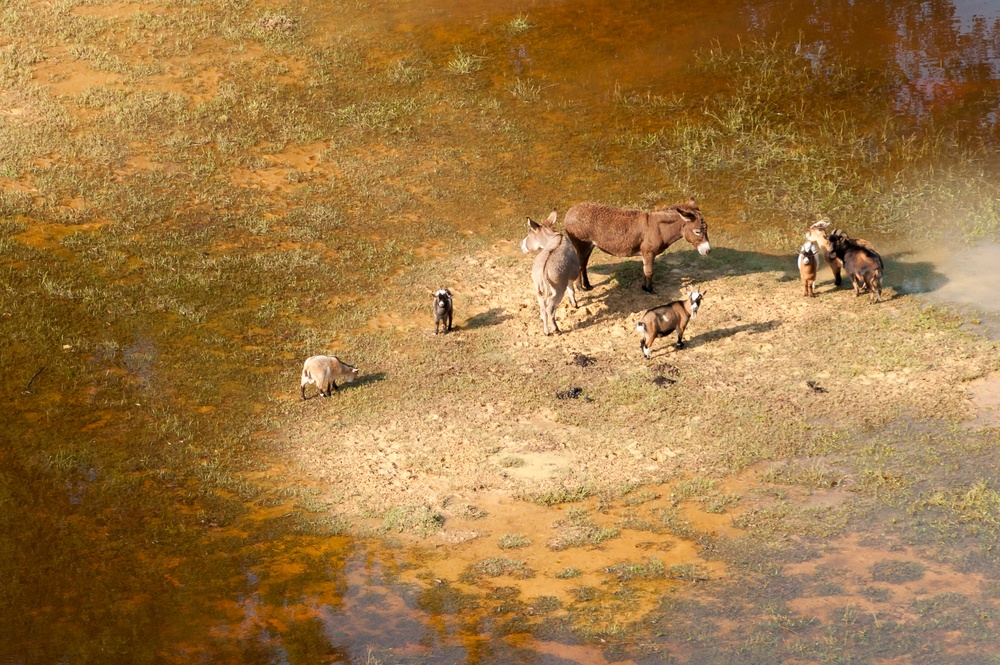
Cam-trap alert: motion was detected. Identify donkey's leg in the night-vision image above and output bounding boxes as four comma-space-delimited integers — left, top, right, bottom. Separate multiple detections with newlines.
536, 294, 549, 335
550, 286, 566, 333
570, 238, 596, 290
641, 252, 655, 293
566, 282, 578, 308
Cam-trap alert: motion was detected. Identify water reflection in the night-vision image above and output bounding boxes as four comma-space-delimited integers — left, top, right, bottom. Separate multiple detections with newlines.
739, 0, 1000, 123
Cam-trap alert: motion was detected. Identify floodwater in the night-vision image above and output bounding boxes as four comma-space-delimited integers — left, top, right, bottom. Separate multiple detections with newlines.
4, 0, 1000, 663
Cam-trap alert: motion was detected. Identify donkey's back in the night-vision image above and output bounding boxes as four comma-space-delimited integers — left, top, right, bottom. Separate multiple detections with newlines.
521, 211, 581, 335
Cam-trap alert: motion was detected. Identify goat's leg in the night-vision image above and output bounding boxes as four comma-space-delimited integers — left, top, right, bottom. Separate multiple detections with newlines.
869, 277, 882, 303
829, 256, 843, 287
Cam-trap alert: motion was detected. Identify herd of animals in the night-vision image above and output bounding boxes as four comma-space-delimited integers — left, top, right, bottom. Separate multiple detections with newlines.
299, 200, 885, 399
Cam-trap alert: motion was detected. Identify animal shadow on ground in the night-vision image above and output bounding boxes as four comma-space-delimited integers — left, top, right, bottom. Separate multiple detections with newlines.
300, 371, 386, 400
577, 246, 947, 326
637, 321, 782, 359
687, 320, 782, 349
464, 307, 513, 330
355, 371, 387, 387
883, 251, 949, 295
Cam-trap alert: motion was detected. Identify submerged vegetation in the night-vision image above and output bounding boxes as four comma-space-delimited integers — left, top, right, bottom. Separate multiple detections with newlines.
2, 0, 1000, 661
617, 38, 1000, 243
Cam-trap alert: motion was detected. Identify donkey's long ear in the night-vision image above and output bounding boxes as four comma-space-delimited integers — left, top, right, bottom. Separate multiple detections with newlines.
677, 207, 697, 221
527, 217, 541, 231
544, 209, 558, 227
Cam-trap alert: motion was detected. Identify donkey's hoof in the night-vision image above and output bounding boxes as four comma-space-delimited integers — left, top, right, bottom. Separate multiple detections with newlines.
642, 285, 655, 294
675, 342, 685, 349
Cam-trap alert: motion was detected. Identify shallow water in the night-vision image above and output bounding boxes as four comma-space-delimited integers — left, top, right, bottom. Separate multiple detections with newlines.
4, 0, 1000, 662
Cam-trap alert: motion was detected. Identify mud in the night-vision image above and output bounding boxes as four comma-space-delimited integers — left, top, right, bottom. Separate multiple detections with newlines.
785, 533, 987, 625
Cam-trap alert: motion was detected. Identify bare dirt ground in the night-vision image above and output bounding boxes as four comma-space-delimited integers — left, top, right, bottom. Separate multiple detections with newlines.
280, 237, 999, 528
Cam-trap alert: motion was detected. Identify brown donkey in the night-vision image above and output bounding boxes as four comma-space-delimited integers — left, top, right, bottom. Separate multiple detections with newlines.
564, 199, 710, 294
521, 210, 581, 335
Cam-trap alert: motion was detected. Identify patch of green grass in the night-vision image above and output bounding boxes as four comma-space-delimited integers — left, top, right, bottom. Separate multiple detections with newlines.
497, 533, 531, 549
548, 508, 620, 550
506, 78, 543, 104
520, 484, 595, 506
554, 567, 582, 579
381, 505, 444, 536
665, 563, 710, 582
761, 460, 848, 489
569, 586, 599, 603
870, 560, 925, 584
446, 47, 485, 75
506, 14, 533, 34
461, 557, 535, 582
604, 557, 666, 582
920, 480, 1000, 529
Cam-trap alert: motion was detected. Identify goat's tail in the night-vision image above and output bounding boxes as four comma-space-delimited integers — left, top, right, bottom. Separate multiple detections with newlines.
636, 321, 646, 334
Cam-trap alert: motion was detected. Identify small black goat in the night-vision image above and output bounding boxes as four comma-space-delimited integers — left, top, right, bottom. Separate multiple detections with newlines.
829, 234, 883, 303
433, 288, 453, 334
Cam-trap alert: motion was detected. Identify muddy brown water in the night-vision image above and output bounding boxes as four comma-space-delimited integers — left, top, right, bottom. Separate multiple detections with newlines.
5, 0, 1000, 662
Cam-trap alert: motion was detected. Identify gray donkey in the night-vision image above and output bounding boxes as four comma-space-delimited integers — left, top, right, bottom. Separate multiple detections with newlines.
520, 210, 581, 335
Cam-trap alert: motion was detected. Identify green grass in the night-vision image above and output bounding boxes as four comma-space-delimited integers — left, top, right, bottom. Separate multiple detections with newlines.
461, 557, 535, 582
497, 533, 531, 549
548, 509, 620, 551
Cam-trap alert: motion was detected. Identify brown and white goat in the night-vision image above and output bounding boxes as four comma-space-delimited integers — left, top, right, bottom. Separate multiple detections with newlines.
797, 241, 819, 297
805, 221, 877, 288
635, 290, 705, 359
